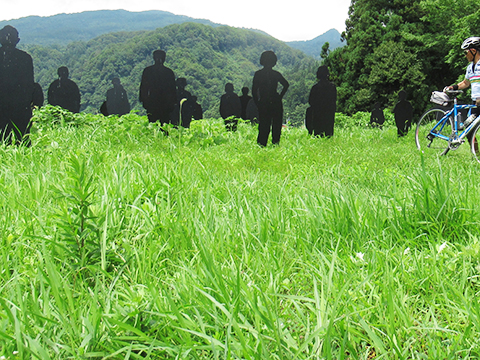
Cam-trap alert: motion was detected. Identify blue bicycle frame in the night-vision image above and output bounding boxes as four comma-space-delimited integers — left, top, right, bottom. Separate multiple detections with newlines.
429, 96, 476, 143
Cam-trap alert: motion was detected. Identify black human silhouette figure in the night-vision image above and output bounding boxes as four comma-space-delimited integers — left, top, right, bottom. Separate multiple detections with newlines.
192, 96, 203, 120
32, 83, 44, 108
220, 83, 242, 131
139, 50, 176, 125
48, 66, 80, 113
393, 90, 413, 137
370, 102, 385, 128
104, 77, 130, 116
252, 51, 289, 146
181, 95, 196, 128
307, 65, 337, 137
0, 25, 34, 144
239, 86, 252, 120
246, 98, 259, 124
171, 77, 194, 127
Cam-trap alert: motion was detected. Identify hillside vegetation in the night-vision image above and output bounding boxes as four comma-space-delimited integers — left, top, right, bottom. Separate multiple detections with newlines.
1, 10, 221, 46
287, 29, 344, 58
25, 23, 318, 122
3, 9, 336, 57
324, 0, 480, 115
1, 108, 480, 358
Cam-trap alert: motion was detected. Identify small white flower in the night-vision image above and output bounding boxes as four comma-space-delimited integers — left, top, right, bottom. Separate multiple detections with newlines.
438, 242, 448, 254
356, 252, 365, 261
403, 247, 410, 255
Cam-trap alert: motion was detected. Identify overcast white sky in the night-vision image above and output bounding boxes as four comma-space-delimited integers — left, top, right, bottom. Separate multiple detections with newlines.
0, 0, 351, 42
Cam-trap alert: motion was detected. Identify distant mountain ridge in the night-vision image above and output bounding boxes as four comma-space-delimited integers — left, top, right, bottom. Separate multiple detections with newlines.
287, 29, 345, 58
0, 10, 222, 46
1, 9, 342, 57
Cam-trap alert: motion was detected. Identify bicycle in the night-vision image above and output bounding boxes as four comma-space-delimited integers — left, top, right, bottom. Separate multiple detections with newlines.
415, 89, 480, 162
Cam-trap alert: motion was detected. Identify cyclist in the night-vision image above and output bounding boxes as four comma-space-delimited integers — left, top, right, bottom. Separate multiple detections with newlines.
446, 36, 480, 128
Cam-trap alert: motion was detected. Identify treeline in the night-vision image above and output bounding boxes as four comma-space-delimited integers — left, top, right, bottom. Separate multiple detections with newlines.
1, 10, 220, 46
22, 23, 318, 124
324, 0, 480, 116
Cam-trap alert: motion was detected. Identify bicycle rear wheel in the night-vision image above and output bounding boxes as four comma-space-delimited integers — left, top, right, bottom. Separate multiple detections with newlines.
415, 108, 452, 155
470, 124, 480, 163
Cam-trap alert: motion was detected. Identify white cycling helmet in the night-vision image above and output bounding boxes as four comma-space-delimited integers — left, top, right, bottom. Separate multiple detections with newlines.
461, 37, 480, 50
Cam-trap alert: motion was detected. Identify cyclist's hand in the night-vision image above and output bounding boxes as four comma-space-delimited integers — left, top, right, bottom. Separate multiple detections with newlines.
443, 86, 452, 93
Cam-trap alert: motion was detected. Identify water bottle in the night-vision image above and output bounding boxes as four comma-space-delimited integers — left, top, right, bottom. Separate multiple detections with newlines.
457, 113, 463, 129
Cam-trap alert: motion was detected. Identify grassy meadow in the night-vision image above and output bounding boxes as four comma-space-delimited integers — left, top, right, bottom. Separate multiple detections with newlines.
1, 106, 480, 359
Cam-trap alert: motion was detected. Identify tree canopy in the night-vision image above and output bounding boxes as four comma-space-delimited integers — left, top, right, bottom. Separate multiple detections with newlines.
324, 0, 480, 115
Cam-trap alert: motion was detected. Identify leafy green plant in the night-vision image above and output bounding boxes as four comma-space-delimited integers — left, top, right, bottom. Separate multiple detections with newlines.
52, 154, 103, 268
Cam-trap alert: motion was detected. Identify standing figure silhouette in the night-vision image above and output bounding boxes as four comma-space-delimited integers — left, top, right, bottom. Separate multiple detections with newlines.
192, 96, 203, 120
105, 77, 130, 116
370, 102, 385, 128
220, 83, 242, 131
48, 66, 81, 113
307, 65, 337, 137
139, 50, 177, 125
0, 25, 34, 144
239, 86, 252, 120
252, 51, 289, 146
393, 90, 413, 137
172, 77, 194, 127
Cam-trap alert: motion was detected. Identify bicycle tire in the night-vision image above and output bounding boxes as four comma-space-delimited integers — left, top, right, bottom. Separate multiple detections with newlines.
470, 124, 480, 163
415, 108, 452, 155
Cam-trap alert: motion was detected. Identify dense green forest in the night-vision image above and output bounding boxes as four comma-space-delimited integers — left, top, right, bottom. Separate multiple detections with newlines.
23, 23, 319, 123
324, 0, 480, 115
0, 10, 221, 46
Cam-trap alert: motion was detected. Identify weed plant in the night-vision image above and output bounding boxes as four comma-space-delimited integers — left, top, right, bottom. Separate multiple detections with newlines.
0, 107, 480, 359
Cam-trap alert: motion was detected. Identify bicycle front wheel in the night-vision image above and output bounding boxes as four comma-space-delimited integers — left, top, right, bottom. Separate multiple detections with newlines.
415, 108, 452, 155
470, 124, 480, 163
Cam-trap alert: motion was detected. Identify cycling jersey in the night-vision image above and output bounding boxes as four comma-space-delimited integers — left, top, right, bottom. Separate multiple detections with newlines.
466, 59, 480, 100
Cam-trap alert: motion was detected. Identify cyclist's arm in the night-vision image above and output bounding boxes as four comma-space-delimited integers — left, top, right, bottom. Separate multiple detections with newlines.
449, 78, 470, 90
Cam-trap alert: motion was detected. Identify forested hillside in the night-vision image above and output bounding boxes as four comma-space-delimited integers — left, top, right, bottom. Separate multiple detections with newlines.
287, 29, 344, 58
24, 23, 318, 122
1, 10, 222, 46
3, 9, 337, 57
323, 0, 480, 115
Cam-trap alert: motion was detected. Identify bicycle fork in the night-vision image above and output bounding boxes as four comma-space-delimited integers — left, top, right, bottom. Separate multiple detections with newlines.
450, 116, 480, 146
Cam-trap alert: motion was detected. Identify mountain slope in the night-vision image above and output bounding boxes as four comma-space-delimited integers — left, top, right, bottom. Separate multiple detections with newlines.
1, 10, 222, 45
27, 23, 319, 122
287, 29, 344, 58
4, 9, 340, 59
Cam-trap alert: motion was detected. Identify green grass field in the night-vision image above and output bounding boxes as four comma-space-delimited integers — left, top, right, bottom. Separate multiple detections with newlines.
1, 107, 480, 359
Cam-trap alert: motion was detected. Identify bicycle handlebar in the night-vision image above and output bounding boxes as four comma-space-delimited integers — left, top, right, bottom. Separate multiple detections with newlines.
444, 89, 464, 96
